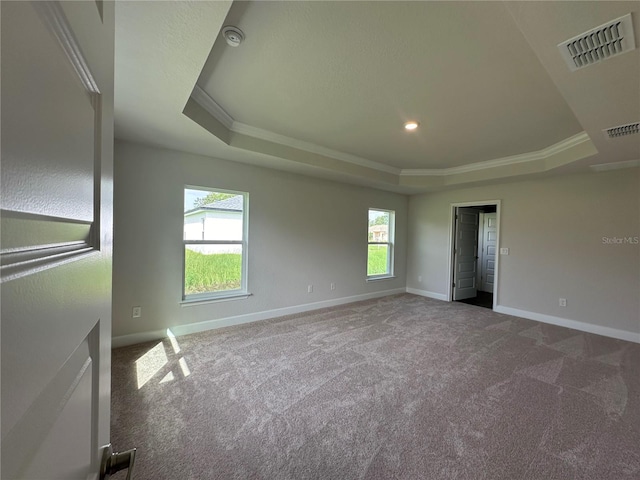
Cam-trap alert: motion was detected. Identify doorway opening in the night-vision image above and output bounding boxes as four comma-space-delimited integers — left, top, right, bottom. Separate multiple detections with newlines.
448, 201, 501, 310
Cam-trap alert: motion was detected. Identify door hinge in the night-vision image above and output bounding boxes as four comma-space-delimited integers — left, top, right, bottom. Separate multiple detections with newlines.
452, 282, 455, 287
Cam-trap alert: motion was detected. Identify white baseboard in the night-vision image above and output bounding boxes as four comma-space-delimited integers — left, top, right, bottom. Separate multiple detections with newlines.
112, 288, 406, 348
111, 329, 168, 349
494, 305, 640, 344
406, 287, 448, 301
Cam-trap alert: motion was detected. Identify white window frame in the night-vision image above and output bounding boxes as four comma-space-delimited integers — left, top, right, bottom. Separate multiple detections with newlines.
367, 208, 395, 280
182, 186, 249, 302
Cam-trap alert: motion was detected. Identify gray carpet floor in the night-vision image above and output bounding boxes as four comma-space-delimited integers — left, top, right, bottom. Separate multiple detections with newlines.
111, 294, 639, 479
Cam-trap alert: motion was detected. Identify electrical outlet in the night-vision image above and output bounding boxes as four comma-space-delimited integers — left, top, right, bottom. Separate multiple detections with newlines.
500, 247, 509, 255
132, 306, 142, 318
559, 298, 567, 307
330, 282, 336, 291
308, 285, 313, 293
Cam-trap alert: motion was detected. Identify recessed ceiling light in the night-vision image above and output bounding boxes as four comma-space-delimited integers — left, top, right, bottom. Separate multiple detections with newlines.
404, 121, 419, 131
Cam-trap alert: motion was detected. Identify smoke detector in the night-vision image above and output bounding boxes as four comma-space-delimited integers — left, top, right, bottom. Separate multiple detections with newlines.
558, 14, 636, 71
222, 26, 244, 47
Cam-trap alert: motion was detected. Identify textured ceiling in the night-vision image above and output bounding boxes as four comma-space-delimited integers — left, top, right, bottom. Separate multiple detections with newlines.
198, 1, 583, 170
114, 1, 640, 193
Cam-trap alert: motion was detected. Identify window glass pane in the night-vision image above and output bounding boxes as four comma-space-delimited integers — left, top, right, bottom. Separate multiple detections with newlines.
184, 244, 242, 295
184, 189, 244, 241
368, 210, 389, 242
367, 244, 389, 276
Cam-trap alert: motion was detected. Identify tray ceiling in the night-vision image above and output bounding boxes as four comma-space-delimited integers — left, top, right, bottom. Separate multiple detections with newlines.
115, 1, 640, 193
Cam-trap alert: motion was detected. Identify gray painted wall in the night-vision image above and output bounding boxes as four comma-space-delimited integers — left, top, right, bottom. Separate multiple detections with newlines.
113, 139, 639, 344
112, 141, 408, 343
407, 168, 640, 337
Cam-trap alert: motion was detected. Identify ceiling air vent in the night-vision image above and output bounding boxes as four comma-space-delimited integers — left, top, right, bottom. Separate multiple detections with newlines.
604, 122, 640, 139
558, 14, 636, 71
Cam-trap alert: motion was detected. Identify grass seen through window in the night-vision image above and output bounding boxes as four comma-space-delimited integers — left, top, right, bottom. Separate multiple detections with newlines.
184, 249, 242, 295
367, 244, 388, 276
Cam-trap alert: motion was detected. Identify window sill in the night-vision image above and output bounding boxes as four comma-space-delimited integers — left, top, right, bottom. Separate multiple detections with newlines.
180, 292, 252, 307
366, 275, 396, 282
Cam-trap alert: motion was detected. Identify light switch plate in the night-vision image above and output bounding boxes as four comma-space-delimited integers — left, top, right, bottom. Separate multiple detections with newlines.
500, 247, 509, 255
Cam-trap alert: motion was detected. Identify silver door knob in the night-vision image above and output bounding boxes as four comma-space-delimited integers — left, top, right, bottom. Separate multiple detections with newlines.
99, 443, 136, 480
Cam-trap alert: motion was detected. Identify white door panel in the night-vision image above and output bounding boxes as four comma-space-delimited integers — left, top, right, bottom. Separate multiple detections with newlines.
18, 335, 95, 480
1, 2, 114, 479
481, 213, 497, 293
453, 208, 479, 300
457, 277, 475, 288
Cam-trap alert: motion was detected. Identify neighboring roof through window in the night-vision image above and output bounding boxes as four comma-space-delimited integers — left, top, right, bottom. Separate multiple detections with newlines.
184, 195, 243, 215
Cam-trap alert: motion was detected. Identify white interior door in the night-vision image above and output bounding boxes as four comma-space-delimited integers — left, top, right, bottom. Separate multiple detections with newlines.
1, 2, 114, 479
453, 208, 479, 301
480, 213, 497, 293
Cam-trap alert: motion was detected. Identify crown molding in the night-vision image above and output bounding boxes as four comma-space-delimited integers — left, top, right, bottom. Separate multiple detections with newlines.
191, 84, 234, 130
190, 84, 400, 175
189, 86, 592, 179
590, 159, 640, 172
230, 122, 401, 175
400, 132, 591, 176
34, 1, 99, 94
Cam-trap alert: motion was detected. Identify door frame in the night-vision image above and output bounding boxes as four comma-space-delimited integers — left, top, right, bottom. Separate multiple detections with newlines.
447, 200, 502, 308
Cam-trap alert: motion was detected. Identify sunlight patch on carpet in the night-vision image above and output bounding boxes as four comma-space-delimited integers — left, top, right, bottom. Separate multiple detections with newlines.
135, 342, 168, 388
167, 328, 181, 354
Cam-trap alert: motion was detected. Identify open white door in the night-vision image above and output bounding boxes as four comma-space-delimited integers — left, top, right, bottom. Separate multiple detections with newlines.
480, 213, 497, 293
1, 2, 119, 479
453, 208, 479, 301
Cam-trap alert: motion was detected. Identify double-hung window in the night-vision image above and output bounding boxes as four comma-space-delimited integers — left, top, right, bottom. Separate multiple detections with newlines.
367, 208, 395, 279
183, 187, 248, 301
